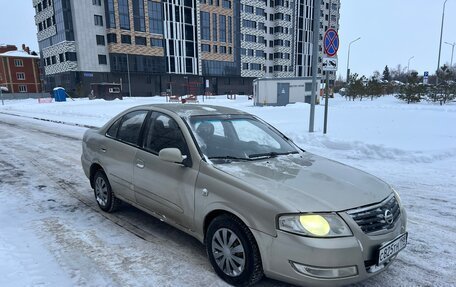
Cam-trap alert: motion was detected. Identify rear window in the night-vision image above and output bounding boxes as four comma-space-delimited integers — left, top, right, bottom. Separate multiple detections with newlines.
114, 110, 148, 145
106, 118, 121, 138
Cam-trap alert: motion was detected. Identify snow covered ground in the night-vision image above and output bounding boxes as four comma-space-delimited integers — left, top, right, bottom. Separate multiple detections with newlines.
0, 95, 455, 286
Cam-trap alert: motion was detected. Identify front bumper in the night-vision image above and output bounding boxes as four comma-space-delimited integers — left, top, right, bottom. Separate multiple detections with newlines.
252, 208, 407, 287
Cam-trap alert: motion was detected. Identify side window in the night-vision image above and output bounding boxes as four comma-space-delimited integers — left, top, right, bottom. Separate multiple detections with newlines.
117, 110, 148, 145
106, 118, 121, 138
143, 112, 189, 155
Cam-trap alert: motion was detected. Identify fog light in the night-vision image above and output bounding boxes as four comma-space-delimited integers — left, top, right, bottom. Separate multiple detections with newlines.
291, 261, 358, 279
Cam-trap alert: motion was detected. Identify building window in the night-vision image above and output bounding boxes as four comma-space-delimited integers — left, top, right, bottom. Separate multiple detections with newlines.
228, 16, 232, 43
65, 52, 77, 61
213, 45, 218, 53
212, 13, 217, 42
121, 34, 132, 44
92, 0, 101, 5
14, 59, 23, 67
106, 0, 116, 28
244, 34, 256, 42
201, 12, 210, 40
151, 38, 163, 47
96, 35, 105, 45
202, 44, 210, 52
16, 72, 26, 80
118, 0, 130, 30
222, 0, 231, 9
219, 15, 226, 42
135, 36, 146, 46
243, 20, 256, 29
133, 0, 146, 32
98, 55, 107, 65
220, 46, 226, 54
242, 63, 249, 70
256, 7, 264, 16
59, 53, 64, 62
19, 85, 27, 93
107, 33, 117, 43
148, 1, 163, 34
94, 15, 103, 26
244, 5, 253, 13
51, 55, 56, 64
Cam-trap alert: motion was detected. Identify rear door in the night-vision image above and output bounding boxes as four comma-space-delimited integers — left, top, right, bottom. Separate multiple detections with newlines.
133, 111, 198, 229
102, 110, 148, 202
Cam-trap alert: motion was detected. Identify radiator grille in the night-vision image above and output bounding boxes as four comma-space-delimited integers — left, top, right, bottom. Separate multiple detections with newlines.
347, 194, 400, 234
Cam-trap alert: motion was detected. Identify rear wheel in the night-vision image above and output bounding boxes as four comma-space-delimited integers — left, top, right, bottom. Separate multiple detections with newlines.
93, 170, 121, 212
206, 214, 263, 286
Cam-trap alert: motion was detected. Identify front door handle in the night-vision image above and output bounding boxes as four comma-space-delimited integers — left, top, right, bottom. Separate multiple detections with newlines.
136, 159, 145, 169
100, 146, 107, 153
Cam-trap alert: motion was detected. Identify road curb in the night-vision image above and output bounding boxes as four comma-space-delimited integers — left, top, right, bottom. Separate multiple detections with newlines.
0, 111, 98, 129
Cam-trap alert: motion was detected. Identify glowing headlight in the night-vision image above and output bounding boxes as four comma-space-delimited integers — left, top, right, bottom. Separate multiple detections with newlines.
278, 213, 352, 237
299, 215, 330, 236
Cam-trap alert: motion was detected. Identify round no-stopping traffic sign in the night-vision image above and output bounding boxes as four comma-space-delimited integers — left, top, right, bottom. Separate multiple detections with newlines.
324, 29, 339, 57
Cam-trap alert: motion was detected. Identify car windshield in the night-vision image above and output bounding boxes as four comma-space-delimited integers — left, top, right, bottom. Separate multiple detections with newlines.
188, 115, 299, 162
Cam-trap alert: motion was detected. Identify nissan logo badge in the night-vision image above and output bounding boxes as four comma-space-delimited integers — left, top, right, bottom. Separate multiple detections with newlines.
384, 209, 394, 225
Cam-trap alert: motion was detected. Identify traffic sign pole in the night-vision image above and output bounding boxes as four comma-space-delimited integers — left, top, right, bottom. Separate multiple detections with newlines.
322, 27, 339, 135
324, 72, 329, 134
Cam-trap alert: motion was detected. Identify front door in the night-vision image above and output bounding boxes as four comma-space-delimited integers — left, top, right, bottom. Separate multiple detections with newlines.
277, 83, 290, 106
133, 111, 198, 229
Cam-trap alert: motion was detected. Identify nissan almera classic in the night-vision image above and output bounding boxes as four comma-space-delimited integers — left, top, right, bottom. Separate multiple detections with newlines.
81, 104, 407, 287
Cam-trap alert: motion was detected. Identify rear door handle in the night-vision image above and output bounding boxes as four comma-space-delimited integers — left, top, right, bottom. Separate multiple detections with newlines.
100, 146, 107, 153
136, 159, 145, 169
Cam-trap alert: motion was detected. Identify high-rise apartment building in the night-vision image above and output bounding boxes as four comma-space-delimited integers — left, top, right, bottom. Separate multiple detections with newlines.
32, 0, 339, 97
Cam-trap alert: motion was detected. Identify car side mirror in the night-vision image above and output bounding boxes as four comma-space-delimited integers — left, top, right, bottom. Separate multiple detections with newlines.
159, 148, 187, 165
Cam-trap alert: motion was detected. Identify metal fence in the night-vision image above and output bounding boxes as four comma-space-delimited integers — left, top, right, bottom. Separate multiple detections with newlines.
0, 92, 51, 100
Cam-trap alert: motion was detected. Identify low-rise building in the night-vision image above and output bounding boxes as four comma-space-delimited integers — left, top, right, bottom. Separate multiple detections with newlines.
0, 44, 42, 93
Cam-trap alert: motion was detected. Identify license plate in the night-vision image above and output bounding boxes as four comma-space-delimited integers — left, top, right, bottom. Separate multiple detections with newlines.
378, 232, 407, 265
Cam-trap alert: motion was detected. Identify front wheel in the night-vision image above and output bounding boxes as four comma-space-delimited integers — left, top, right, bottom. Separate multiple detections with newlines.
93, 170, 121, 212
206, 215, 263, 286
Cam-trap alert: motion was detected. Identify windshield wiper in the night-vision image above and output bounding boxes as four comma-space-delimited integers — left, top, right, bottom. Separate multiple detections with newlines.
208, 156, 252, 162
248, 151, 299, 159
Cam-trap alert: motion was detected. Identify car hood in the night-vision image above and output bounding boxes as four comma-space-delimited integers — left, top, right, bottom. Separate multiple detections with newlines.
213, 153, 391, 212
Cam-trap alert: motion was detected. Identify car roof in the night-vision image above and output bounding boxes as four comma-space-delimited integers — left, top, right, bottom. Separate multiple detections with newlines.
134, 104, 250, 118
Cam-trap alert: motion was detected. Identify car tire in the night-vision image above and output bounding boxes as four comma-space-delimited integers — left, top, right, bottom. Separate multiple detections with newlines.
93, 170, 121, 213
206, 214, 263, 286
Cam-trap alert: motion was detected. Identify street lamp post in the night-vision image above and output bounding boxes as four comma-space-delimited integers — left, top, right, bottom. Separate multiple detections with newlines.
445, 41, 456, 68
346, 37, 361, 83
437, 0, 449, 85
407, 56, 415, 73
308, 0, 321, 133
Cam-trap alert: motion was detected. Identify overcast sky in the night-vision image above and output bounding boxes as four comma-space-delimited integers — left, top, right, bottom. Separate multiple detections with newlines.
1, 1, 455, 78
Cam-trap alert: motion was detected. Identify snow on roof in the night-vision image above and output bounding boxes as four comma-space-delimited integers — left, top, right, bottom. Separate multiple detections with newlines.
0, 50, 39, 58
